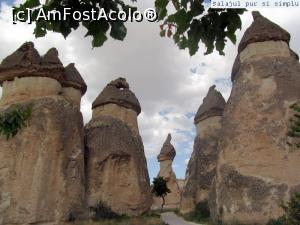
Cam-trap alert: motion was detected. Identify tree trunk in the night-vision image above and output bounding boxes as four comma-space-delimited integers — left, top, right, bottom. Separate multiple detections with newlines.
161, 196, 165, 213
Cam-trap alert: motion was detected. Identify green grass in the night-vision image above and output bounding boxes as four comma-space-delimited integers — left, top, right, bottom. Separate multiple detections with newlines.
177, 201, 213, 225
74, 213, 167, 225
181, 212, 214, 225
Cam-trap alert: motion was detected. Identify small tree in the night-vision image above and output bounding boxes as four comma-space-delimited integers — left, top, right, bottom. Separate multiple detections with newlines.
152, 176, 171, 212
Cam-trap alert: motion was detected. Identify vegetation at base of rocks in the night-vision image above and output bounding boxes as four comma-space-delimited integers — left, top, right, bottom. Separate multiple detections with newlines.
267, 192, 300, 225
152, 176, 171, 212
266, 218, 286, 225
75, 212, 167, 225
0, 104, 32, 140
282, 193, 300, 224
89, 202, 124, 221
287, 103, 300, 148
181, 201, 213, 224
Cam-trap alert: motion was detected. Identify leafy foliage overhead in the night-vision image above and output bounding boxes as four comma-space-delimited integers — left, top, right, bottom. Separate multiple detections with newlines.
0, 104, 33, 140
14, 0, 137, 47
14, 0, 245, 56
156, 0, 246, 55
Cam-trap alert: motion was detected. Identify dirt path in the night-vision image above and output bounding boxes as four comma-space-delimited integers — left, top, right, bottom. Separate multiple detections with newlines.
161, 212, 205, 225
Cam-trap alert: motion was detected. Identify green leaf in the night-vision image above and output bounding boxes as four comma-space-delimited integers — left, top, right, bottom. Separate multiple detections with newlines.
226, 31, 236, 44
215, 38, 226, 55
34, 23, 47, 37
85, 20, 109, 37
58, 22, 72, 38
92, 32, 108, 48
110, 21, 127, 41
181, 0, 189, 9
178, 36, 188, 49
190, 0, 205, 16
24, 0, 40, 8
160, 30, 166, 37
173, 33, 180, 43
174, 9, 193, 34
155, 0, 169, 9
155, 0, 169, 20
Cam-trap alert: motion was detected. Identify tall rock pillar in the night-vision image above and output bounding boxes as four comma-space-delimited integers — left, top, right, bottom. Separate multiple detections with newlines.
0, 42, 87, 224
211, 12, 300, 224
85, 77, 152, 216
180, 85, 225, 214
152, 134, 181, 210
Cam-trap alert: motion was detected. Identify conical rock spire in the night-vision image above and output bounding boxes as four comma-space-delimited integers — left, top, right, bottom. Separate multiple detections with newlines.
238, 11, 290, 53
0, 42, 65, 85
194, 85, 226, 124
92, 77, 141, 114
157, 133, 176, 162
62, 63, 87, 95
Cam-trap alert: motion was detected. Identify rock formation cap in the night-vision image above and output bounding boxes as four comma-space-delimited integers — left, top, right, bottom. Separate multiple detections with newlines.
194, 85, 226, 124
92, 77, 141, 114
62, 63, 87, 95
0, 42, 65, 85
238, 11, 290, 53
157, 133, 176, 162
42, 48, 63, 65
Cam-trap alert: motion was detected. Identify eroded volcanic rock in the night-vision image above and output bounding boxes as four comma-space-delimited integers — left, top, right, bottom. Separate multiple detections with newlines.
152, 134, 181, 210
194, 85, 226, 124
180, 85, 225, 214
85, 78, 152, 216
0, 43, 86, 224
210, 11, 300, 225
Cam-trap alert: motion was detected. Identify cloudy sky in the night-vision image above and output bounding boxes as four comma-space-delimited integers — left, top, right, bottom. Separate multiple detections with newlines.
0, 0, 300, 181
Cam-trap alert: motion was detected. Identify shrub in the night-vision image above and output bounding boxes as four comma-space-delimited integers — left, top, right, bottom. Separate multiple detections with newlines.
89, 201, 123, 221
0, 104, 32, 140
287, 103, 300, 148
267, 193, 300, 225
195, 201, 211, 219
281, 193, 300, 225
266, 217, 285, 225
183, 201, 211, 223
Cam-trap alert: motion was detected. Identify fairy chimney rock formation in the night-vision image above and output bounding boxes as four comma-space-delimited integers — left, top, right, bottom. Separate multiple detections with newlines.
157, 133, 176, 162
85, 78, 152, 216
0, 42, 87, 224
91, 77, 141, 133
210, 11, 300, 225
194, 85, 226, 137
153, 134, 181, 210
62, 63, 87, 108
180, 85, 225, 214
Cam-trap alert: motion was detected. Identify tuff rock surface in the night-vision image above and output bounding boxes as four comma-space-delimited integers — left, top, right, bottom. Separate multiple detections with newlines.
85, 78, 152, 216
0, 42, 87, 225
180, 86, 225, 214
0, 98, 86, 225
194, 85, 226, 124
210, 12, 300, 225
152, 134, 181, 210
92, 77, 141, 114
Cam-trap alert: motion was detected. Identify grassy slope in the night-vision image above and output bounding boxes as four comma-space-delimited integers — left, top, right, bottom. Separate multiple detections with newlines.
74, 214, 167, 225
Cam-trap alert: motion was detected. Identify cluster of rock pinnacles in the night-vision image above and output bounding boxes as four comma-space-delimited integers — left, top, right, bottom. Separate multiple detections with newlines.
0, 11, 300, 225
